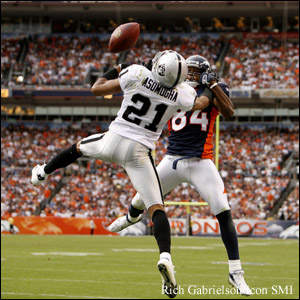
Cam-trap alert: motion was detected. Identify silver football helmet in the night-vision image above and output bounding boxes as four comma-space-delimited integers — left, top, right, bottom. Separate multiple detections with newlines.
152, 50, 187, 88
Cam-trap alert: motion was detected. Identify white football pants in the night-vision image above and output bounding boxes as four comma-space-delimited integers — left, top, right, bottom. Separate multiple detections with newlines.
79, 130, 164, 209
132, 155, 230, 216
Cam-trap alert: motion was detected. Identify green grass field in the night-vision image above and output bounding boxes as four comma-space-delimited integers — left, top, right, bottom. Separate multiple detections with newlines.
1, 235, 299, 299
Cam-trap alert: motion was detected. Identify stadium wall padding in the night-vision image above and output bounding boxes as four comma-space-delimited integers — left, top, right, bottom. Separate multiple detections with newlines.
1, 217, 298, 239
1, 216, 117, 235
169, 218, 299, 239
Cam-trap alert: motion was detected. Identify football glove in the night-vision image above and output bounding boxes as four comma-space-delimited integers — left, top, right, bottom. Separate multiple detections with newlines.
120, 63, 129, 71
200, 72, 219, 87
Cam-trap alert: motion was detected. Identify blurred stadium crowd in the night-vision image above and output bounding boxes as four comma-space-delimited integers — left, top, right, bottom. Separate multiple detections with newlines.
1, 10, 299, 224
1, 123, 298, 221
1, 33, 299, 89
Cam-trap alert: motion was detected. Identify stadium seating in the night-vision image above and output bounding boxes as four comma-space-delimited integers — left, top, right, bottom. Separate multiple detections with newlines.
1, 123, 298, 221
1, 33, 299, 89
222, 37, 299, 89
1, 28, 299, 222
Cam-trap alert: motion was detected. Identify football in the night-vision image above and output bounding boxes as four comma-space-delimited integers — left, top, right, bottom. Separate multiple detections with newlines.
108, 22, 140, 53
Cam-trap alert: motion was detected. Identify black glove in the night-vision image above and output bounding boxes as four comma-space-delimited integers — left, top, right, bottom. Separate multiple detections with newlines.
119, 63, 129, 71
200, 72, 219, 87
142, 59, 153, 71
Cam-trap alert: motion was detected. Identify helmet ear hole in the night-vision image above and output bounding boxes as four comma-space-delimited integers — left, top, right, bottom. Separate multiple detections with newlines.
152, 51, 187, 88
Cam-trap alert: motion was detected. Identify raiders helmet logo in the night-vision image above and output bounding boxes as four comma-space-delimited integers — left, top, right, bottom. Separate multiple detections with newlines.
158, 64, 166, 76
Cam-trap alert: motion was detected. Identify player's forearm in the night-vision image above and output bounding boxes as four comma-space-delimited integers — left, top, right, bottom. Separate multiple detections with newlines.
210, 84, 234, 118
91, 77, 108, 96
192, 87, 213, 111
192, 95, 210, 111
91, 65, 124, 96
91, 78, 121, 96
91, 77, 107, 93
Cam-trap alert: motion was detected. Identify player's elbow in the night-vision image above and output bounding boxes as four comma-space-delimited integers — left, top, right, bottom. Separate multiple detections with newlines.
91, 86, 101, 96
91, 78, 107, 96
91, 84, 107, 96
222, 108, 234, 118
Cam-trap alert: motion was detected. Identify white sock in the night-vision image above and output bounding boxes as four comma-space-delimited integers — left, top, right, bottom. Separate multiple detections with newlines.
160, 252, 171, 262
229, 259, 242, 273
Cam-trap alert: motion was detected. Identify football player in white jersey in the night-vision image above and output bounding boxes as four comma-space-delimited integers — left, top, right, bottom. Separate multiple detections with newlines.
31, 50, 214, 298
108, 55, 252, 296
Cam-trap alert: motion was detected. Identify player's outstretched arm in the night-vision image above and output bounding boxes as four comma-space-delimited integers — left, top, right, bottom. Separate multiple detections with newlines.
192, 95, 210, 111
192, 87, 213, 111
210, 84, 234, 118
91, 78, 121, 96
200, 72, 234, 118
91, 64, 126, 96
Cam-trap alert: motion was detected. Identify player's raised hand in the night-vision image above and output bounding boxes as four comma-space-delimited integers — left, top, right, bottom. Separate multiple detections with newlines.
117, 63, 129, 73
200, 72, 219, 87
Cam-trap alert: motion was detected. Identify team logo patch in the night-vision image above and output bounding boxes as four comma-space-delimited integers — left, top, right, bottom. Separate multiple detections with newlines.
202, 74, 208, 85
158, 64, 166, 76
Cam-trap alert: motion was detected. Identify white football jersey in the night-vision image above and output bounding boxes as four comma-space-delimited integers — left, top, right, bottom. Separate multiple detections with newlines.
109, 64, 197, 149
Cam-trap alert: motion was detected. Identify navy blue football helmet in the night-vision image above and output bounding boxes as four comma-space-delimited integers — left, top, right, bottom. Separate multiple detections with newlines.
186, 55, 211, 88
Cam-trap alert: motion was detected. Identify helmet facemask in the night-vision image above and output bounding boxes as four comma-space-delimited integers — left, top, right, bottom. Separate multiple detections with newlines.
186, 67, 203, 88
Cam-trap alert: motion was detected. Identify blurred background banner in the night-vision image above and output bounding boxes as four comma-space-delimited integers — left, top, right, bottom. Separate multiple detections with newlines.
1, 216, 297, 239
169, 218, 298, 238
1, 216, 118, 235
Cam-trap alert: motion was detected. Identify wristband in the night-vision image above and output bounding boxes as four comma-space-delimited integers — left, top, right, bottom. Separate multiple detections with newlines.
210, 82, 218, 89
102, 68, 119, 80
120, 63, 129, 70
